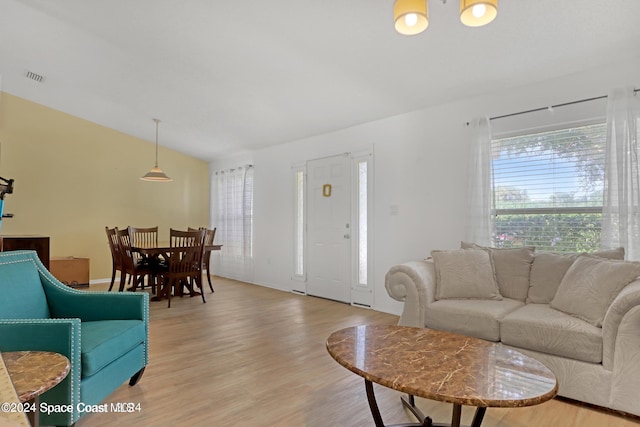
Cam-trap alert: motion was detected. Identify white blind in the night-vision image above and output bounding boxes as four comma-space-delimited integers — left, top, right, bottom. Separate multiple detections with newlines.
491, 123, 606, 252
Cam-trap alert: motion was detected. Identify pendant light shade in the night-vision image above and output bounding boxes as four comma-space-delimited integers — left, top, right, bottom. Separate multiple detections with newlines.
394, 0, 429, 35
141, 118, 172, 182
460, 0, 497, 27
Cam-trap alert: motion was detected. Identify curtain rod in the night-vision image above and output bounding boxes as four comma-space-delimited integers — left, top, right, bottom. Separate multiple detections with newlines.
489, 88, 640, 122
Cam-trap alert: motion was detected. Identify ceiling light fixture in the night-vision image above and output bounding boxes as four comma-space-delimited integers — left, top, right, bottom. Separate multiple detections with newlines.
394, 0, 429, 35
140, 118, 172, 182
460, 0, 497, 27
393, 0, 497, 35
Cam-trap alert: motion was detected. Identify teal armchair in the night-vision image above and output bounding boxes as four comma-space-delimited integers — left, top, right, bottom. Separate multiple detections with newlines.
0, 250, 148, 426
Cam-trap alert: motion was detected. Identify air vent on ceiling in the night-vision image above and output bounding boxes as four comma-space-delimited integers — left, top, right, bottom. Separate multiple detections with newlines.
25, 70, 45, 83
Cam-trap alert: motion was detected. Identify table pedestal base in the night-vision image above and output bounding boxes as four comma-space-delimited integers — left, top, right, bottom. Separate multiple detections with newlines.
365, 380, 486, 427
27, 396, 40, 427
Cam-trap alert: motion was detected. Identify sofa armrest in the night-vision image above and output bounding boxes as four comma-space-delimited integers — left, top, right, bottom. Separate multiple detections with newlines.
602, 278, 640, 370
0, 319, 82, 425
39, 267, 149, 322
384, 260, 436, 327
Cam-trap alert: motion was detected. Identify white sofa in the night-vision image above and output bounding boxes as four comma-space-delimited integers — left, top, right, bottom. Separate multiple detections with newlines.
385, 245, 640, 416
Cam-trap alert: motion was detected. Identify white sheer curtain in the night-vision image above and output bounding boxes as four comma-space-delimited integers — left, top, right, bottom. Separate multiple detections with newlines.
465, 117, 494, 246
602, 87, 640, 260
214, 165, 254, 281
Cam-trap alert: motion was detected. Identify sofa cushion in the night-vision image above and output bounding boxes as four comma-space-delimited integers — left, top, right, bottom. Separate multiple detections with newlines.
501, 304, 603, 363
591, 247, 626, 259
81, 320, 146, 377
0, 258, 50, 319
461, 242, 534, 302
426, 298, 523, 341
527, 253, 579, 304
550, 255, 640, 327
527, 248, 626, 304
431, 249, 502, 300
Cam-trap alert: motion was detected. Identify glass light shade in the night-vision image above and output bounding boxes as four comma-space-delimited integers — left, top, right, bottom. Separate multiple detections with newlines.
394, 0, 428, 35
460, 0, 497, 27
140, 166, 172, 182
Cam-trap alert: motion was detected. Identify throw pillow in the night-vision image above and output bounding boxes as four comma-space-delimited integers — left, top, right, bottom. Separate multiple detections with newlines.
592, 247, 625, 260
550, 255, 640, 327
527, 253, 580, 304
432, 248, 502, 300
527, 247, 626, 304
461, 241, 534, 302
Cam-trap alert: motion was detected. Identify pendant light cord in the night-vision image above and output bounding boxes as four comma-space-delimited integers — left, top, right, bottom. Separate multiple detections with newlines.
154, 118, 160, 167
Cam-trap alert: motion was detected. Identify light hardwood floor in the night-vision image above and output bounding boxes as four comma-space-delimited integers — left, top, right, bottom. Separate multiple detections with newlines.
77, 278, 640, 427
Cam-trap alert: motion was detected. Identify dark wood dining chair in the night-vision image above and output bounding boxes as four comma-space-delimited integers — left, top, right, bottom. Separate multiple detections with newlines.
105, 226, 125, 291
170, 228, 200, 247
127, 226, 159, 248
116, 228, 154, 293
158, 228, 206, 307
188, 227, 217, 292
127, 226, 159, 291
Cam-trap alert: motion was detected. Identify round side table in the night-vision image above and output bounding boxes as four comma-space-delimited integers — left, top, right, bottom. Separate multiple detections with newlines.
3, 351, 70, 427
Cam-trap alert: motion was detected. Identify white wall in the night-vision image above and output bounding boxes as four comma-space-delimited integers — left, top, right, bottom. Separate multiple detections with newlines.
211, 57, 640, 316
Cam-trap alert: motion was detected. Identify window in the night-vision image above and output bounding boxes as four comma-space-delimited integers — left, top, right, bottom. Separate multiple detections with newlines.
214, 165, 254, 280
357, 160, 368, 286
492, 123, 606, 252
292, 167, 305, 279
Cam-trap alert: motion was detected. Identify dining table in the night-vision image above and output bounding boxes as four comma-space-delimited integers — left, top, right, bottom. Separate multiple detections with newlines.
131, 242, 222, 301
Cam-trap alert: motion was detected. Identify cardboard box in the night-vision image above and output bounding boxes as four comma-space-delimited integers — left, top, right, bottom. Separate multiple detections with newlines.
50, 257, 90, 287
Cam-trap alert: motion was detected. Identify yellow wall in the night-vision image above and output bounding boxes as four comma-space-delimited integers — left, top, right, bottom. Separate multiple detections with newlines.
0, 92, 210, 281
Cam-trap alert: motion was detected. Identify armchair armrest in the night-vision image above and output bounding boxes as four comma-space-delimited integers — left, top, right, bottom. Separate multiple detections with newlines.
384, 259, 436, 327
602, 278, 640, 370
39, 266, 149, 322
0, 319, 81, 426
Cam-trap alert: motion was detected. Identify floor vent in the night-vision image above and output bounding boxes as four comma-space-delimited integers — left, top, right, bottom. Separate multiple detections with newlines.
25, 70, 45, 83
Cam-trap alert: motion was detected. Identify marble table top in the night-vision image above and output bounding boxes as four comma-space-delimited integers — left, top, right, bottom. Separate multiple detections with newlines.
326, 325, 558, 408
0, 354, 29, 427
2, 351, 70, 403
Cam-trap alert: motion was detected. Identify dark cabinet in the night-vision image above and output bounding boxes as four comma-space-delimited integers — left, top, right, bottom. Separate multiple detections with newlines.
0, 235, 50, 269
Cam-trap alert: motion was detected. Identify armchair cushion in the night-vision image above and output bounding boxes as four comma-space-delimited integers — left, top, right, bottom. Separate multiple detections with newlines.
0, 258, 50, 319
81, 320, 146, 377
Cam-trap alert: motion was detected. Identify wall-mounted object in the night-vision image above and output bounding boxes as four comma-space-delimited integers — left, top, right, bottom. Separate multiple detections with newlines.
0, 176, 14, 232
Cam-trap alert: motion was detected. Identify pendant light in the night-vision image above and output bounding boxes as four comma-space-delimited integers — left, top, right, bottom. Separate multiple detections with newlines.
460, 0, 497, 27
393, 0, 497, 34
141, 118, 172, 182
394, 0, 429, 35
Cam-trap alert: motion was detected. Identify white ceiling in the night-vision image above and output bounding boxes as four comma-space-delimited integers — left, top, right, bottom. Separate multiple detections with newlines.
1, 0, 639, 161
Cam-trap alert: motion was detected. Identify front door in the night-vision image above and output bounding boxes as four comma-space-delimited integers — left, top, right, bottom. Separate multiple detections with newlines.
306, 154, 351, 303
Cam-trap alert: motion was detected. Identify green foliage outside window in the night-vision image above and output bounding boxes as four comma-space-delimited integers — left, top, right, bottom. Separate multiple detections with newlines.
492, 123, 606, 253
494, 213, 601, 252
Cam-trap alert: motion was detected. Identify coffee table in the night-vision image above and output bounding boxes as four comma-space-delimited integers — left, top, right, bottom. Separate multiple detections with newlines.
326, 325, 558, 427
